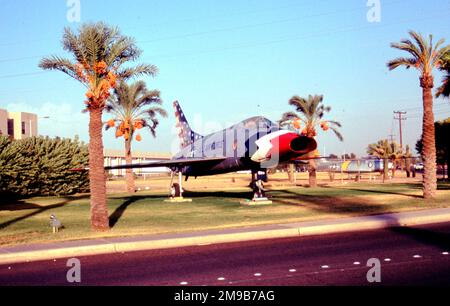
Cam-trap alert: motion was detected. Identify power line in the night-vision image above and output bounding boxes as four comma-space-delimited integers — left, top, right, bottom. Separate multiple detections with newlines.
137, 2, 382, 45
0, 55, 46, 64
399, 101, 449, 112
0, 0, 408, 50
0, 71, 47, 79
0, 2, 446, 65
407, 109, 450, 119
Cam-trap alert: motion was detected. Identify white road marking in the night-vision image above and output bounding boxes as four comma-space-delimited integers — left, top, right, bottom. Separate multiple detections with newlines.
289, 269, 297, 273
353, 262, 361, 265
180, 282, 188, 285
384, 258, 391, 262
442, 252, 449, 255
321, 265, 330, 269
413, 255, 422, 259
254, 273, 262, 277
217, 277, 226, 281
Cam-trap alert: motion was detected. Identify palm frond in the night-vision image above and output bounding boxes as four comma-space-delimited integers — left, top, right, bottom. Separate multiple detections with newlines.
387, 57, 416, 70
117, 64, 159, 80
436, 73, 450, 98
329, 126, 344, 142
39, 56, 84, 84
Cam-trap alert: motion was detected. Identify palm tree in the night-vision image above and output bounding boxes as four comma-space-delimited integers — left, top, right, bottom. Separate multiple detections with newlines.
281, 95, 343, 187
387, 31, 450, 199
367, 140, 402, 182
105, 81, 167, 193
39, 22, 158, 231
405, 145, 413, 178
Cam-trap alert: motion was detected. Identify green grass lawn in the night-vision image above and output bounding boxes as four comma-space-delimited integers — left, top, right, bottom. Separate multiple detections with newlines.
1, 181, 449, 247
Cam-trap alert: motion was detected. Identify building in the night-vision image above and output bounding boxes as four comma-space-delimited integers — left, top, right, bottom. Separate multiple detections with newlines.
104, 149, 172, 177
0, 108, 38, 140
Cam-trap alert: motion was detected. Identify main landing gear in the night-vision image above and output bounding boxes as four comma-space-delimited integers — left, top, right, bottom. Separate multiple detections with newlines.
165, 170, 192, 203
241, 170, 273, 206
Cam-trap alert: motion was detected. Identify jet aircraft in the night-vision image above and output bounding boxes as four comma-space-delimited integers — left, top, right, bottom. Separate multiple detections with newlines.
105, 101, 318, 192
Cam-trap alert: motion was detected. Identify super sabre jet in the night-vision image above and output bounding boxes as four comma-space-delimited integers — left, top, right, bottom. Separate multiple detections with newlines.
106, 101, 317, 182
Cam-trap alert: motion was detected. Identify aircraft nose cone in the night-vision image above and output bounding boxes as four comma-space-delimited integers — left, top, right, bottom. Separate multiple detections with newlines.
251, 131, 317, 163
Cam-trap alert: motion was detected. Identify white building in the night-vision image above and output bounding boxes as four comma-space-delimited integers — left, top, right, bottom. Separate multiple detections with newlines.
0, 108, 38, 140
104, 149, 172, 177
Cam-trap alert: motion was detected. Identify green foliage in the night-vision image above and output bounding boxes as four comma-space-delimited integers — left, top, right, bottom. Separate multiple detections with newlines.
387, 31, 450, 75
106, 80, 167, 138
367, 139, 403, 160
280, 94, 343, 141
437, 51, 450, 97
0, 136, 89, 197
416, 118, 450, 164
39, 22, 157, 91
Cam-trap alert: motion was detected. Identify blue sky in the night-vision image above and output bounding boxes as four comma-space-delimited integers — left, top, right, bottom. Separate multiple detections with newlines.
1, 0, 449, 156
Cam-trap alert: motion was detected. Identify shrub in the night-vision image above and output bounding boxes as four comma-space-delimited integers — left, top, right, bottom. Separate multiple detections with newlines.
0, 136, 89, 197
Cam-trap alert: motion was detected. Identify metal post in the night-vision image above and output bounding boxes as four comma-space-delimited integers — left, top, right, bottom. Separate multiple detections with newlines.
179, 171, 183, 198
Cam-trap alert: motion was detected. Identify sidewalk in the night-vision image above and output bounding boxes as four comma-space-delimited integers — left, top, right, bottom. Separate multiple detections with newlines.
1, 207, 450, 265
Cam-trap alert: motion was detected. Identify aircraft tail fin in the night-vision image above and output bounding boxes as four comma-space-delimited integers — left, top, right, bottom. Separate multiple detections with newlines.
173, 101, 203, 148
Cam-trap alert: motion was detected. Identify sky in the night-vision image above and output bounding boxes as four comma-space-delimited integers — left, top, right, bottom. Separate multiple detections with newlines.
0, 0, 449, 156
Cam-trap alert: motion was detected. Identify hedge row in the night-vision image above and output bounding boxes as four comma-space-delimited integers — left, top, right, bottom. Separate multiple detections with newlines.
0, 136, 89, 197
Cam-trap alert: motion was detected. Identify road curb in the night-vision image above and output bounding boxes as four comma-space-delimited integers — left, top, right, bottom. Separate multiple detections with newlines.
1, 208, 450, 265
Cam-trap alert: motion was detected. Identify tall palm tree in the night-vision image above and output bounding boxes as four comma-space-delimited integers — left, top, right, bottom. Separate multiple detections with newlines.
105, 81, 167, 193
281, 95, 343, 187
39, 22, 158, 231
367, 140, 403, 182
388, 31, 450, 199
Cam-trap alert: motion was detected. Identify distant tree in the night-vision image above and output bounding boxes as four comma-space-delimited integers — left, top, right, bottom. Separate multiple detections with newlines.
405, 145, 413, 178
436, 51, 450, 97
105, 81, 167, 193
39, 22, 158, 231
280, 95, 343, 187
417, 118, 450, 179
329, 154, 339, 159
367, 139, 403, 182
341, 153, 357, 160
388, 31, 450, 198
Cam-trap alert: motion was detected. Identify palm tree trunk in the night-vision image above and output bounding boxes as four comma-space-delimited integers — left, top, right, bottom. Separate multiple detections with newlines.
287, 164, 294, 183
405, 157, 411, 178
383, 158, 388, 183
125, 139, 136, 193
309, 159, 317, 187
421, 75, 437, 199
88, 108, 109, 231
391, 159, 396, 178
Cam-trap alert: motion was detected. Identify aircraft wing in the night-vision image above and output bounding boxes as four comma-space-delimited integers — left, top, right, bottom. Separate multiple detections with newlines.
104, 157, 226, 171
291, 156, 332, 163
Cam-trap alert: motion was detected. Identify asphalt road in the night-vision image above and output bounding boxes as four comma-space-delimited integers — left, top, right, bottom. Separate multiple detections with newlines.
1, 222, 450, 286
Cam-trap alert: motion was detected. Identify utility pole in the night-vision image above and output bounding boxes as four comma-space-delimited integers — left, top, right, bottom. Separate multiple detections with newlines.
394, 111, 407, 150
388, 134, 396, 144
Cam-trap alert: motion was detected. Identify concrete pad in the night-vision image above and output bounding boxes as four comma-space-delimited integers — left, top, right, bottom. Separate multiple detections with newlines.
164, 197, 193, 203
240, 199, 273, 206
